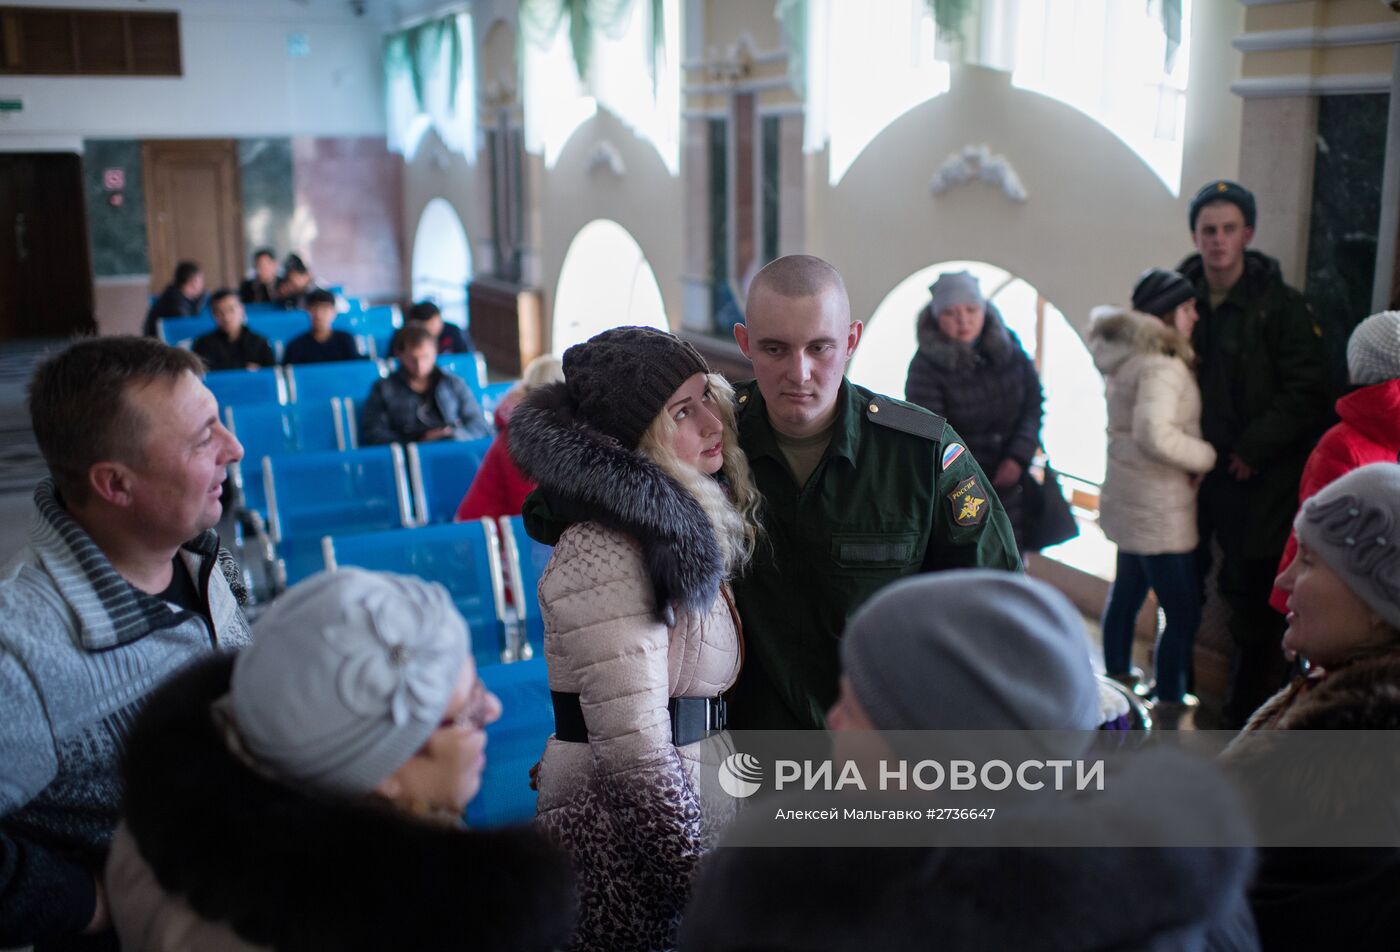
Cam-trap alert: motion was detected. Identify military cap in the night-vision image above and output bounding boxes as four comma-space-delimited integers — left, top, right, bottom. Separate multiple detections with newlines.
1189, 180, 1256, 231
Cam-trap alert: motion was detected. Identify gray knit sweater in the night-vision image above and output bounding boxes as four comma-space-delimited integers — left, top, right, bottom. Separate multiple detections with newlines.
0, 479, 250, 946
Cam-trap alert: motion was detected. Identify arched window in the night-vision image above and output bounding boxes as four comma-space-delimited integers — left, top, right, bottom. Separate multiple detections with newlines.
851, 260, 1113, 573
410, 199, 472, 330
553, 220, 667, 352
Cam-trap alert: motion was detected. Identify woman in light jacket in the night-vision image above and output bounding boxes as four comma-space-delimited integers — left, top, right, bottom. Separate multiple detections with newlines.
1090, 269, 1217, 709
508, 326, 762, 952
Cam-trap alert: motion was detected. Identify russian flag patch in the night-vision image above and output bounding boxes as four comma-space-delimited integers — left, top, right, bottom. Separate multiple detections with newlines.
941, 442, 965, 469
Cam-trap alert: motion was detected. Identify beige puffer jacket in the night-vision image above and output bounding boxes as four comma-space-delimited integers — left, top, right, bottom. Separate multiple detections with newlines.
1090, 307, 1217, 555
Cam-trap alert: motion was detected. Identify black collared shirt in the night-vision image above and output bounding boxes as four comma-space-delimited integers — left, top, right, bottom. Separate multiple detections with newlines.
192, 328, 276, 371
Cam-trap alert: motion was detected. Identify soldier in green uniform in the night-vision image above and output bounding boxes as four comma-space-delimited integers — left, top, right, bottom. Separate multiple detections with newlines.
1176, 181, 1331, 727
727, 255, 1021, 730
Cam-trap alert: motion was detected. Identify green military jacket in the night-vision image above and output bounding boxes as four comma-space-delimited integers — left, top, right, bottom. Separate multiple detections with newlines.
728, 378, 1021, 730
1178, 250, 1331, 560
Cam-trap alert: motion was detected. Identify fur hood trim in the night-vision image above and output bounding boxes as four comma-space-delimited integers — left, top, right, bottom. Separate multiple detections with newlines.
121, 655, 576, 952
508, 382, 724, 624
1088, 306, 1195, 376
916, 301, 1017, 373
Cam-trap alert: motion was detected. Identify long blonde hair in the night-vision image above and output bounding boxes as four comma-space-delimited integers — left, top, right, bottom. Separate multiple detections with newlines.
637, 373, 762, 575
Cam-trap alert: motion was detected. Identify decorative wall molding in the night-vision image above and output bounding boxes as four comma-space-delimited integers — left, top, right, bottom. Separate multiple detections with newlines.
587, 140, 626, 177
1231, 72, 1393, 97
1233, 22, 1400, 53
682, 76, 792, 96
682, 34, 788, 73
929, 145, 1028, 203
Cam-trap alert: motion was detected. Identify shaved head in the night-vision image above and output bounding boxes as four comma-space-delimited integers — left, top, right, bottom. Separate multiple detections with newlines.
747, 255, 849, 321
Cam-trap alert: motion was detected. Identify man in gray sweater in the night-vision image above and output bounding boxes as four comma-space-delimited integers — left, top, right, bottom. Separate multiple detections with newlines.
0, 337, 251, 950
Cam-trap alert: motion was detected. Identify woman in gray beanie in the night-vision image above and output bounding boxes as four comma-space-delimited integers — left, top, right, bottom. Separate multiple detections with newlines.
905, 271, 1045, 548
507, 326, 763, 952
103, 569, 575, 952
1089, 269, 1217, 713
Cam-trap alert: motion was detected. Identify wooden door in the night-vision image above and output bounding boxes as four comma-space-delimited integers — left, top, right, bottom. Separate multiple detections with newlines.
142, 139, 242, 293
0, 153, 95, 341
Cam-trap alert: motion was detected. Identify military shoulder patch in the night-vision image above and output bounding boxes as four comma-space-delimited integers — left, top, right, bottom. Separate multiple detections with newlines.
941, 442, 966, 469
865, 395, 945, 441
946, 474, 989, 527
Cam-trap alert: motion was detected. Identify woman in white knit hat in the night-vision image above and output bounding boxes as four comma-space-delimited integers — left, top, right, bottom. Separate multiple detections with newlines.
104, 568, 575, 952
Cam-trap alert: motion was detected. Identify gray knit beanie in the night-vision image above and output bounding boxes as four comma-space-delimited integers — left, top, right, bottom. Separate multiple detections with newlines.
1346, 311, 1400, 386
928, 271, 984, 318
1293, 463, 1400, 630
841, 571, 1101, 731
562, 326, 709, 450
229, 568, 470, 796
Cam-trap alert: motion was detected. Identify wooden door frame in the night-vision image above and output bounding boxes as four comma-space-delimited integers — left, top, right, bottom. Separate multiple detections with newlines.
141, 138, 243, 292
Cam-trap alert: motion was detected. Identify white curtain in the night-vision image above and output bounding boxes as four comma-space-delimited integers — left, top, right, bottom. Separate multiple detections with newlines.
385, 13, 477, 162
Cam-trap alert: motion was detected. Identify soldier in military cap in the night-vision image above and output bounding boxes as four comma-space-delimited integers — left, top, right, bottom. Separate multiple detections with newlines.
727, 254, 1021, 730
1177, 179, 1331, 727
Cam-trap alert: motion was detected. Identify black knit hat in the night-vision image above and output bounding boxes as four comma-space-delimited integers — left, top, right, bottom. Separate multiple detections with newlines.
1188, 180, 1256, 231
1131, 268, 1196, 319
562, 326, 709, 449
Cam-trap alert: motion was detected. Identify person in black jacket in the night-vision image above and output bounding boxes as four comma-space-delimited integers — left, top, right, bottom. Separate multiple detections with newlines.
407, 300, 474, 354
283, 289, 362, 365
238, 248, 279, 305
360, 325, 487, 445
904, 271, 1044, 548
143, 261, 205, 338
192, 289, 276, 371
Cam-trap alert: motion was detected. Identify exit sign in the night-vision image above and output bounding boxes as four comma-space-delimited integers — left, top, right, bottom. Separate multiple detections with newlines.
0, 100, 21, 113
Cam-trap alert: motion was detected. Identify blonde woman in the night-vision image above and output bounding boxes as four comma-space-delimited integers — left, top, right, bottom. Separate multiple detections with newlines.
508, 327, 761, 952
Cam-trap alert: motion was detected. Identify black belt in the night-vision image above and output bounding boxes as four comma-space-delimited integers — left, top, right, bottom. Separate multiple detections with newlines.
551, 691, 727, 746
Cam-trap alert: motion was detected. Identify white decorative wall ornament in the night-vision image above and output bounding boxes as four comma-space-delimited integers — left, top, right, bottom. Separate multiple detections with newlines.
587, 141, 626, 177
929, 145, 1029, 204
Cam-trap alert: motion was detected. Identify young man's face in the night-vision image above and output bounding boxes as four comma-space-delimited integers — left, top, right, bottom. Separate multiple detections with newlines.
255, 254, 277, 283
1192, 202, 1252, 277
183, 271, 205, 298
399, 340, 439, 384
735, 284, 862, 439
309, 303, 336, 335
118, 372, 243, 546
211, 295, 245, 335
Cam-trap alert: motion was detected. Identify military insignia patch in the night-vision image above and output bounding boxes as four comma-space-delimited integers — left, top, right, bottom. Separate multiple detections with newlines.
946, 475, 989, 527
941, 442, 966, 469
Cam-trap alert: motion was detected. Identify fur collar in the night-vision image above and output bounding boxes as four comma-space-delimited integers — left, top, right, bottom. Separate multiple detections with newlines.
915, 301, 1016, 374
1088, 306, 1195, 376
121, 655, 576, 952
508, 382, 723, 624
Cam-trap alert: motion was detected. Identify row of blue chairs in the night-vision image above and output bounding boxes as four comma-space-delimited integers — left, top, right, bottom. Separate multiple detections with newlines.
158, 304, 400, 356
205, 354, 500, 409
471, 656, 551, 827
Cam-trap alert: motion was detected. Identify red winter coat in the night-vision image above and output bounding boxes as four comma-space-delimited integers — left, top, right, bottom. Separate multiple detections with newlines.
455, 402, 536, 521
1269, 378, 1400, 614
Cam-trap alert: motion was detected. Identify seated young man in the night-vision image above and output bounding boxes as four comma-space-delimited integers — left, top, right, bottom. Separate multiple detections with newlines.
238, 248, 279, 305
407, 300, 474, 355
192, 290, 276, 371
143, 261, 205, 338
275, 254, 318, 311
360, 324, 488, 445
282, 289, 362, 365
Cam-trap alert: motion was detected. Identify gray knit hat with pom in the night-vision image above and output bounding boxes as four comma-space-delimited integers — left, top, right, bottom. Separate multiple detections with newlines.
1347, 311, 1400, 386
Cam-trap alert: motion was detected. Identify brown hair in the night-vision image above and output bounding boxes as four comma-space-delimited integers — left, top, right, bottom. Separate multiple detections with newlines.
28, 336, 203, 505
393, 323, 437, 354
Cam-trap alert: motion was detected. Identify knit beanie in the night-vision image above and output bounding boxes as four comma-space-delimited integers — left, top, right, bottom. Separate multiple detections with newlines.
928, 271, 984, 318
1188, 180, 1257, 231
1131, 268, 1196, 319
562, 326, 709, 449
840, 571, 1101, 731
1293, 463, 1400, 630
1346, 311, 1400, 386
229, 568, 470, 796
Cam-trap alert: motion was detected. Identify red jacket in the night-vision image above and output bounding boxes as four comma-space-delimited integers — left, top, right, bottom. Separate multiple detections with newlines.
1270, 378, 1400, 613
454, 406, 536, 522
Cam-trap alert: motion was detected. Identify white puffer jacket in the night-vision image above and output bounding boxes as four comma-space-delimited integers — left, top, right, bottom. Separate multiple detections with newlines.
1090, 307, 1217, 555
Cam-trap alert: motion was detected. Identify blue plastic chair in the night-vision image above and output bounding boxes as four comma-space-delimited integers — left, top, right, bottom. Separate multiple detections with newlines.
285, 359, 386, 404
246, 311, 315, 352
407, 438, 492, 525
500, 515, 553, 656
436, 352, 486, 390
158, 315, 216, 346
466, 657, 552, 827
322, 519, 508, 666
473, 381, 516, 421
342, 305, 400, 359
224, 399, 349, 518
204, 367, 285, 408
264, 445, 413, 585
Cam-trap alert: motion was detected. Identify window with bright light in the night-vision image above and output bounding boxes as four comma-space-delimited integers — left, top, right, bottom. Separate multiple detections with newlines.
385, 13, 477, 162
552, 220, 668, 353
411, 199, 472, 329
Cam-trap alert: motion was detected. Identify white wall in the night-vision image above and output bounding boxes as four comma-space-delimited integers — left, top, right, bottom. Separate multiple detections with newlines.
0, 0, 390, 151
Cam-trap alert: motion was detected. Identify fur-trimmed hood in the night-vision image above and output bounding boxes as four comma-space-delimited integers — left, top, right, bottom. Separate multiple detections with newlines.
1088, 305, 1195, 376
508, 381, 723, 624
119, 654, 576, 952
915, 301, 1019, 374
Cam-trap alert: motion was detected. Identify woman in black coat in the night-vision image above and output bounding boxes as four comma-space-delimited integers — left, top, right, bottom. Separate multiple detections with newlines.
905, 271, 1044, 547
